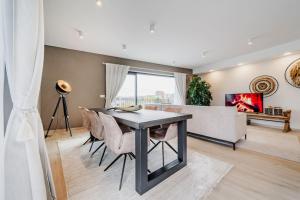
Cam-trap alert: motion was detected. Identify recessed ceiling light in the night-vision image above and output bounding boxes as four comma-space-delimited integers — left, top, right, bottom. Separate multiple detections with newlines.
122, 44, 127, 51
150, 23, 155, 33
283, 52, 292, 56
96, 0, 102, 7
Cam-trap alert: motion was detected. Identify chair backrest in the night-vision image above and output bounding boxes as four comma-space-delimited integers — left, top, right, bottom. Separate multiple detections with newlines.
163, 107, 181, 141
99, 112, 123, 153
78, 106, 91, 130
144, 105, 159, 110
164, 123, 178, 141
86, 110, 104, 140
163, 107, 182, 113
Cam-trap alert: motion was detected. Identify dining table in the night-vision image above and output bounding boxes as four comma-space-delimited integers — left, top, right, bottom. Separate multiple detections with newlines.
90, 107, 192, 195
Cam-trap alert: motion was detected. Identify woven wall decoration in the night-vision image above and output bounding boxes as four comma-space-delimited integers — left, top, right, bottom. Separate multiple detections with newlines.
285, 58, 300, 88
249, 75, 279, 97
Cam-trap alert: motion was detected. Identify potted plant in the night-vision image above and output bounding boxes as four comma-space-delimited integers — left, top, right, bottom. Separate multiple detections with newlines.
187, 76, 212, 105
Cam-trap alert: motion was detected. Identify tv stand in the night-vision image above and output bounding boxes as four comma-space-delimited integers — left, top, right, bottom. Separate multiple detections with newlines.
246, 110, 291, 132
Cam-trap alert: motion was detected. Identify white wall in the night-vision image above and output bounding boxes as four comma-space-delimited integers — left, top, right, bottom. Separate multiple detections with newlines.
200, 54, 300, 130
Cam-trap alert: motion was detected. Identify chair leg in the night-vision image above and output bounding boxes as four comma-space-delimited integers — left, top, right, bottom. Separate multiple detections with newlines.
162, 142, 165, 166
119, 154, 127, 190
129, 153, 151, 173
165, 141, 177, 154
99, 146, 107, 166
91, 142, 104, 157
82, 136, 91, 145
104, 154, 123, 171
128, 154, 132, 160
89, 137, 95, 152
245, 134, 247, 140
130, 152, 136, 159
150, 139, 156, 145
147, 141, 161, 154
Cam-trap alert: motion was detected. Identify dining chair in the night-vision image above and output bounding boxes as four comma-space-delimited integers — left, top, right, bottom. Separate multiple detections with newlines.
86, 110, 106, 157
99, 112, 138, 190
148, 107, 182, 166
78, 106, 93, 147
144, 105, 160, 145
144, 105, 159, 110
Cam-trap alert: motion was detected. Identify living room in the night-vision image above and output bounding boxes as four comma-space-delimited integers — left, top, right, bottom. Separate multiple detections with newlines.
1, 0, 300, 200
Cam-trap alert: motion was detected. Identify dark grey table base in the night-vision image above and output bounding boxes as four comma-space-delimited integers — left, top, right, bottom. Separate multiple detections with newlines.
89, 108, 191, 195
135, 120, 187, 194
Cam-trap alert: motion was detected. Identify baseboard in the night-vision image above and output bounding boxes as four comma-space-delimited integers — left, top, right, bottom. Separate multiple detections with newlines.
187, 132, 236, 150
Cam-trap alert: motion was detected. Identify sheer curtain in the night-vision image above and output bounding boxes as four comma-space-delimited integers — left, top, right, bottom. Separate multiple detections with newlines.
105, 63, 129, 108
3, 0, 56, 199
174, 72, 187, 105
0, 0, 5, 197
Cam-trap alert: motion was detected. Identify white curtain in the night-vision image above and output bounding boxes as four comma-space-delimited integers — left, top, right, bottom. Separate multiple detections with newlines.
0, 0, 5, 197
3, 0, 56, 200
105, 63, 129, 108
174, 72, 187, 105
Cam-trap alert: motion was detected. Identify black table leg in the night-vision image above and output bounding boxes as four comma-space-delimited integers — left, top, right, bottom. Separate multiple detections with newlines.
135, 120, 188, 195
177, 120, 187, 165
135, 128, 149, 194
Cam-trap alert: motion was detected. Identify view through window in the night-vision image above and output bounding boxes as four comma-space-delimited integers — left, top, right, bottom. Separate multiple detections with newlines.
113, 72, 175, 107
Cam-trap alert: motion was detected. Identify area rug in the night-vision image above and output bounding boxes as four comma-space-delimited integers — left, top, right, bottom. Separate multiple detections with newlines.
237, 126, 300, 162
58, 137, 233, 200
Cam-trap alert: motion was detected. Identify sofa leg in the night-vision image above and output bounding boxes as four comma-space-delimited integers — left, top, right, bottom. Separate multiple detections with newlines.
245, 134, 247, 140
233, 143, 236, 151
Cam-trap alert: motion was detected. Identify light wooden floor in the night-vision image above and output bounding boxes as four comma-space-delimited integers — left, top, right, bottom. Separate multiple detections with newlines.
46, 127, 300, 200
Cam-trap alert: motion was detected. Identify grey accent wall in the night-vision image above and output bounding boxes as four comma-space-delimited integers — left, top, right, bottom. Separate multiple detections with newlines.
41, 46, 192, 129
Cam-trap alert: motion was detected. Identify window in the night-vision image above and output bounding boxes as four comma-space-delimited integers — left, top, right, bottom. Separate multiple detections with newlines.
113, 73, 136, 107
113, 72, 175, 107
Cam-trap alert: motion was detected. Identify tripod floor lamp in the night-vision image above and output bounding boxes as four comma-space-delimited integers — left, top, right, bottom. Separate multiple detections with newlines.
45, 80, 73, 138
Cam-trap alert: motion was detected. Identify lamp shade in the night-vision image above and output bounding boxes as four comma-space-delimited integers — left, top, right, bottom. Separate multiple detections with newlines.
56, 80, 72, 94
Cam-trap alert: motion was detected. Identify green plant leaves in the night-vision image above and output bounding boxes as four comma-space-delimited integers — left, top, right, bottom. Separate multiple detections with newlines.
187, 76, 212, 106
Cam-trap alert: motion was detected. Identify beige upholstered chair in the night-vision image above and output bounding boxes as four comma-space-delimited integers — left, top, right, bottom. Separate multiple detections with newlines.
86, 110, 106, 157
163, 107, 182, 113
78, 106, 93, 146
99, 112, 137, 190
144, 105, 159, 110
144, 105, 161, 145
78, 106, 91, 130
148, 107, 182, 166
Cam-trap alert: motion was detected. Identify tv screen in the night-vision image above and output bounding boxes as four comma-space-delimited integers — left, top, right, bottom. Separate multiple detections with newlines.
225, 93, 263, 113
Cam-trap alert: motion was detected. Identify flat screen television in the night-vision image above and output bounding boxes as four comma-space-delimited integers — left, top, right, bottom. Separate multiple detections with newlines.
225, 93, 263, 113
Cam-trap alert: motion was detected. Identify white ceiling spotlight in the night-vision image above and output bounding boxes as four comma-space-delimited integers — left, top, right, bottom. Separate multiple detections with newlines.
74, 29, 84, 39
150, 23, 155, 33
96, 0, 102, 7
247, 38, 254, 46
122, 44, 127, 51
201, 51, 208, 58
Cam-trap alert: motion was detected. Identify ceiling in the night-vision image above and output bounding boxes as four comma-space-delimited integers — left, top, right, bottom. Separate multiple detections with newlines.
44, 0, 300, 69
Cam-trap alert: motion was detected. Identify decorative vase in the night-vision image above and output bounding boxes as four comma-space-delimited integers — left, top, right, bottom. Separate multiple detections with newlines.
274, 107, 283, 116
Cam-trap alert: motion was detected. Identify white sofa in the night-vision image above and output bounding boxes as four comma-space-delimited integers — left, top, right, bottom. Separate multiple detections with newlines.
159, 105, 247, 150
